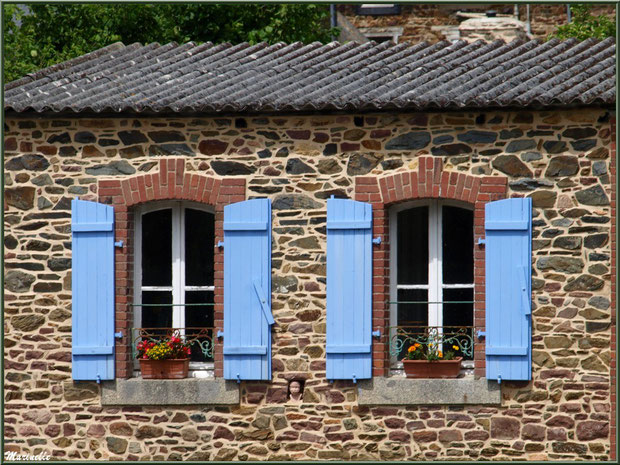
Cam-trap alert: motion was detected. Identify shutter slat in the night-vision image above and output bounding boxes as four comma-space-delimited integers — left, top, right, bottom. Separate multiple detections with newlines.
223, 198, 273, 381
73, 346, 115, 355
326, 198, 373, 380
326, 220, 372, 229
71, 199, 115, 381
485, 346, 528, 356
71, 222, 114, 232
485, 220, 528, 230
223, 346, 268, 355
485, 198, 532, 382
326, 344, 372, 353
223, 221, 268, 231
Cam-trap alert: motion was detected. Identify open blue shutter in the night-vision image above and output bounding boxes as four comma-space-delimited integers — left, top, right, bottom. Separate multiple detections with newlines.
71, 199, 115, 381
223, 198, 273, 381
326, 198, 372, 381
485, 197, 532, 382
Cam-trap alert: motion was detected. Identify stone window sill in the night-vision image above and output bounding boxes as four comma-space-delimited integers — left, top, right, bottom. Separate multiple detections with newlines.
357, 377, 501, 405
101, 378, 239, 406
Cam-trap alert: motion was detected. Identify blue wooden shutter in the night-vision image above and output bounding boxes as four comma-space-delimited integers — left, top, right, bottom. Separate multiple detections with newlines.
485, 197, 532, 382
223, 198, 273, 381
326, 198, 373, 381
71, 199, 115, 381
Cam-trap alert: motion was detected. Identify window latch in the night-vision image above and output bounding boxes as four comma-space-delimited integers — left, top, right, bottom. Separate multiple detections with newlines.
372, 329, 381, 338
114, 331, 123, 339
216, 330, 224, 339
217, 241, 224, 248
477, 238, 485, 246
114, 240, 124, 248
477, 330, 486, 339
372, 237, 382, 245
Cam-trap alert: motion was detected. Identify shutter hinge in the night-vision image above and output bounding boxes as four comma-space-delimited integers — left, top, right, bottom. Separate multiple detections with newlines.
477, 330, 486, 339
372, 329, 381, 338
352, 374, 357, 384
114, 240, 124, 248
217, 241, 224, 248
236, 373, 241, 384
114, 331, 123, 339
372, 237, 382, 245
477, 238, 485, 246
216, 330, 224, 339
497, 374, 502, 384
96, 374, 101, 384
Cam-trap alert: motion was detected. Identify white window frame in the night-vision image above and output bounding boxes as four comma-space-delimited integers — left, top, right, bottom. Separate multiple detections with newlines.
358, 26, 404, 43
389, 199, 474, 367
133, 200, 215, 376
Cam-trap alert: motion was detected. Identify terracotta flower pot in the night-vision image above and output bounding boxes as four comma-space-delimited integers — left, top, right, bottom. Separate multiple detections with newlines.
402, 357, 462, 379
139, 359, 189, 379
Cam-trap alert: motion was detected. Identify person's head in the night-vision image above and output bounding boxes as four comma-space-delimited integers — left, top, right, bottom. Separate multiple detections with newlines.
289, 381, 301, 394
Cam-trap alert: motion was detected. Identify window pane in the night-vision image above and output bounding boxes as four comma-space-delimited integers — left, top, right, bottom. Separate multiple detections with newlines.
141, 291, 172, 332
397, 207, 428, 285
396, 289, 428, 327
442, 206, 473, 284
442, 288, 473, 361
395, 289, 428, 360
185, 209, 214, 286
142, 209, 172, 286
185, 291, 214, 362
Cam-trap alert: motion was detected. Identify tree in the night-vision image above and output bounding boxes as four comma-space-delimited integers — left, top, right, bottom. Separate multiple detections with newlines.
550, 4, 615, 41
3, 4, 336, 83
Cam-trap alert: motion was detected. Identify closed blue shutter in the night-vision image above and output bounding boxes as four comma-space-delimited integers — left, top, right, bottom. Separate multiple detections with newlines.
485, 197, 532, 382
223, 198, 273, 381
326, 198, 372, 381
71, 199, 115, 381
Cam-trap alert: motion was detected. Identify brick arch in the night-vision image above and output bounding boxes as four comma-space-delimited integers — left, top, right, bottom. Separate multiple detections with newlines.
97, 158, 245, 378
354, 156, 508, 377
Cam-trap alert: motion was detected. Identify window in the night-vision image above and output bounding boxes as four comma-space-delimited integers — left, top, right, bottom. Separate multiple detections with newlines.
355, 4, 402, 15
134, 201, 215, 376
359, 26, 404, 43
389, 200, 474, 370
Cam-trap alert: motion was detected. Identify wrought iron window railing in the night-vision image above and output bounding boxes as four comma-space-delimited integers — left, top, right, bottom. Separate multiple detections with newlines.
388, 325, 476, 360
131, 327, 216, 362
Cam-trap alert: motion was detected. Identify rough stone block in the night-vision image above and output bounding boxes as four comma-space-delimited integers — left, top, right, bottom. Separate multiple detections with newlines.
357, 377, 501, 405
101, 378, 239, 405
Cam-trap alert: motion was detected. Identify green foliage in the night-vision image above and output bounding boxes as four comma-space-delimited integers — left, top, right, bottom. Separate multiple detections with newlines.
550, 4, 615, 41
3, 4, 336, 82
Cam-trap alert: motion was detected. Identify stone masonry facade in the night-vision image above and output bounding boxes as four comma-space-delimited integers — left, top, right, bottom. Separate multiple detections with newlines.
341, 4, 617, 43
4, 108, 615, 461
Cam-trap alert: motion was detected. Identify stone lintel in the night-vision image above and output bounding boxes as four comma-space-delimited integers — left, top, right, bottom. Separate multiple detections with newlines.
101, 378, 239, 406
357, 377, 501, 405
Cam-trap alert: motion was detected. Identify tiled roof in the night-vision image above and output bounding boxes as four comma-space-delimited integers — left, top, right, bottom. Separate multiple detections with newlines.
4, 38, 616, 115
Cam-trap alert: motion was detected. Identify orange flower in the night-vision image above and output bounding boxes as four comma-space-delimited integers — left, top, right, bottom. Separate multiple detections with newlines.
438, 351, 443, 358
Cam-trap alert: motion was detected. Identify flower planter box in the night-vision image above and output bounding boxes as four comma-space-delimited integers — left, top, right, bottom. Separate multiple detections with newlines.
402, 357, 462, 379
139, 359, 189, 379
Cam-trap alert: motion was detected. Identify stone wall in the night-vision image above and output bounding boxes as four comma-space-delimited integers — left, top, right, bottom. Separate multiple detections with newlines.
4, 108, 615, 461
340, 4, 616, 43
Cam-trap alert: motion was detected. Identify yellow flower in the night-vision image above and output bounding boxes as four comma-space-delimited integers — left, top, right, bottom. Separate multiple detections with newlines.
408, 345, 416, 353
414, 343, 421, 348
438, 351, 443, 358
452, 345, 459, 351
